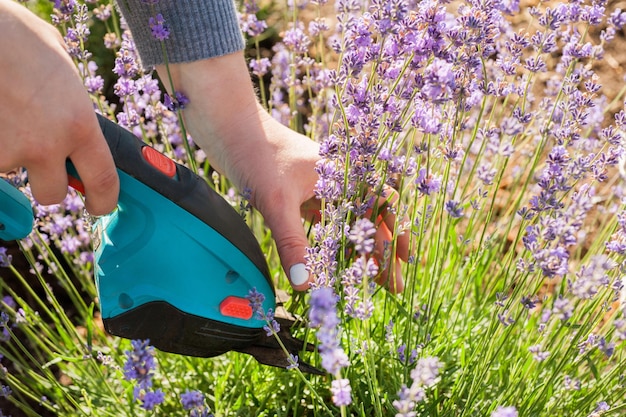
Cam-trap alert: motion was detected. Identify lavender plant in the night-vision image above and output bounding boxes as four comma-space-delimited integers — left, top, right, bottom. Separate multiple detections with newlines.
1, 0, 626, 415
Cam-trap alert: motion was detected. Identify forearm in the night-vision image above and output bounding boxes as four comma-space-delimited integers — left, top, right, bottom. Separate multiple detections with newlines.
115, 0, 245, 68
155, 53, 276, 187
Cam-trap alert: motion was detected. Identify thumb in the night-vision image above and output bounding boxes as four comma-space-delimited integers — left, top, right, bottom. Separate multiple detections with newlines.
263, 202, 312, 291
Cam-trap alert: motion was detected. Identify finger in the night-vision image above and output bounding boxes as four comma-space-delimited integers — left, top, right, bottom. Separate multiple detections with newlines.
375, 187, 411, 262
263, 201, 313, 291
68, 120, 119, 215
373, 220, 405, 293
26, 158, 69, 206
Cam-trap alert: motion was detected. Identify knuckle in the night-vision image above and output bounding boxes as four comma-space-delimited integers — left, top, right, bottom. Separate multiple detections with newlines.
89, 167, 119, 194
253, 187, 288, 217
274, 233, 306, 253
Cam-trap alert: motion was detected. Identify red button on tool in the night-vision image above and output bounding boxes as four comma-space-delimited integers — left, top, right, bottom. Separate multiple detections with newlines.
141, 146, 177, 178
219, 296, 253, 320
67, 175, 85, 194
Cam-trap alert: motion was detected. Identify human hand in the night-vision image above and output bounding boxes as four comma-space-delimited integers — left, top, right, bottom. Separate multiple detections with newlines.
369, 188, 411, 294
0, 0, 119, 215
158, 52, 409, 292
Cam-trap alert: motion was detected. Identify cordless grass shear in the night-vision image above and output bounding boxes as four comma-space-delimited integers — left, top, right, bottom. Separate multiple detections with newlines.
0, 114, 321, 374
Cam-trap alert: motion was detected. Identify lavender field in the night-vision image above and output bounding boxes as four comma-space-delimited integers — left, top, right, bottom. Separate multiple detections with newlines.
1, 0, 626, 415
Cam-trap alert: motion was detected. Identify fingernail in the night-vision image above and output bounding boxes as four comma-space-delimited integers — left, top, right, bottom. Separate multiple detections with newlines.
289, 263, 309, 286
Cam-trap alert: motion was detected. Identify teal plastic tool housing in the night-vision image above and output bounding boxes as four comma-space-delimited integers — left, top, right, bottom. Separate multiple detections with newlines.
90, 115, 275, 357
0, 178, 33, 241
1, 115, 276, 358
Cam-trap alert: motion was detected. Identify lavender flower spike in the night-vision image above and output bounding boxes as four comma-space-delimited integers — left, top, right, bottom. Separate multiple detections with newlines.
331, 378, 352, 406
393, 356, 444, 415
0, 247, 11, 268
123, 339, 156, 391
309, 287, 349, 374
149, 13, 170, 41
140, 389, 164, 410
348, 218, 377, 255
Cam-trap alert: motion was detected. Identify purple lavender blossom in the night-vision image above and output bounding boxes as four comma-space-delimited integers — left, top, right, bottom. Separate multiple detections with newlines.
240, 14, 268, 37
571, 255, 613, 300
112, 34, 143, 130
61, 5, 90, 59
445, 200, 464, 219
341, 256, 376, 319
287, 353, 299, 370
249, 58, 271, 77
0, 248, 11, 268
563, 375, 581, 391
262, 309, 280, 336
180, 389, 214, 415
552, 297, 573, 321
348, 218, 376, 255
371, 0, 407, 35
577, 334, 597, 355
535, 247, 569, 278
0, 312, 10, 342
614, 317, 626, 341
50, 0, 76, 17
606, 211, 626, 254
113, 50, 139, 79
598, 337, 615, 358
140, 389, 164, 410
246, 288, 265, 317
84, 74, 104, 94
393, 357, 443, 415
123, 339, 156, 394
309, 287, 338, 327
491, 406, 518, 417
330, 378, 352, 406
411, 97, 443, 134
411, 356, 443, 387
524, 56, 547, 73
496, 0, 520, 15
306, 205, 343, 288
164, 91, 190, 111
246, 289, 281, 340
309, 287, 349, 378
2, 297, 15, 310
308, 17, 329, 37
149, 14, 170, 41
181, 390, 205, 410
421, 58, 456, 101
528, 344, 550, 362
283, 22, 311, 54
93, 4, 112, 20
595, 401, 610, 413
393, 384, 424, 417
415, 168, 442, 196
581, 4, 605, 25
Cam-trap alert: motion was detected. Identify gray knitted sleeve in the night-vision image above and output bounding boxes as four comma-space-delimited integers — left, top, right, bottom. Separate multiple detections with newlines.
115, 0, 245, 68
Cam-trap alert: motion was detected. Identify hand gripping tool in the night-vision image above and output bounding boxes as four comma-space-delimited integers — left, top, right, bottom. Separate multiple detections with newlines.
0, 114, 320, 374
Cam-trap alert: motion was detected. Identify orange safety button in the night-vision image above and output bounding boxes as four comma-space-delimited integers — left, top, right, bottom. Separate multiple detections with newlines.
141, 146, 177, 178
67, 175, 85, 194
219, 296, 253, 320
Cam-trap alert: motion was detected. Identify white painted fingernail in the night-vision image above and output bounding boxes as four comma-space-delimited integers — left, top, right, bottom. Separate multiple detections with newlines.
289, 263, 309, 286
